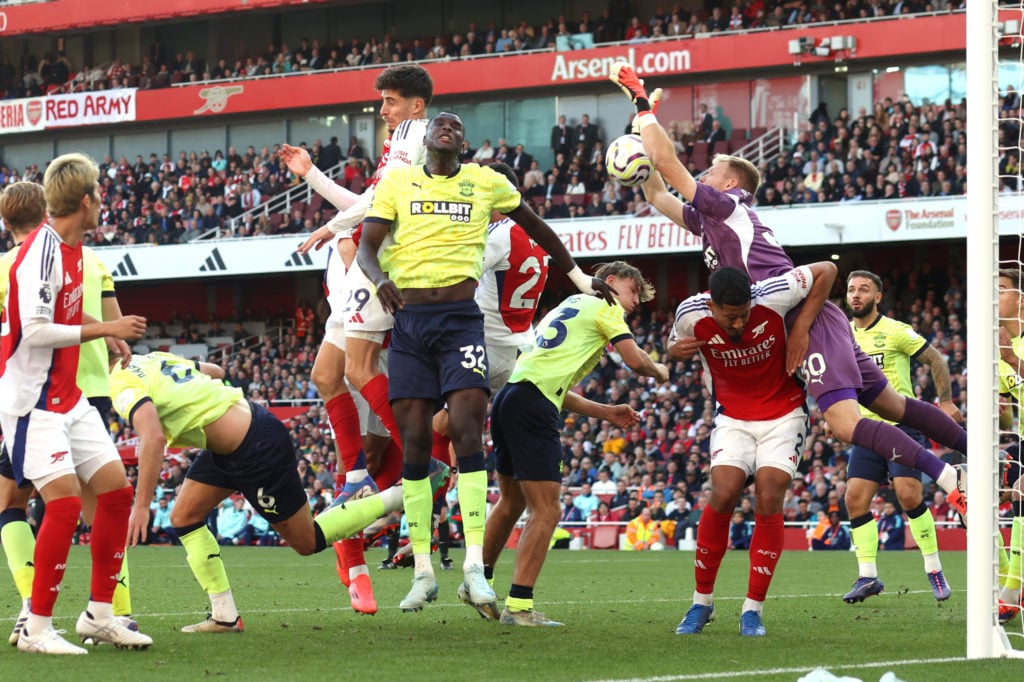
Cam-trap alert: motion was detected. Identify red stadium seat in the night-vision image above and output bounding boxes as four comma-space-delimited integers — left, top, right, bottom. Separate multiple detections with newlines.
711, 139, 730, 157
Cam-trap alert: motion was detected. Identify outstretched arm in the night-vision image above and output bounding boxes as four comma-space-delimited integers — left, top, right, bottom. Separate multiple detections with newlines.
611, 62, 698, 202
613, 337, 670, 384
563, 391, 640, 429
507, 202, 616, 304
641, 171, 687, 221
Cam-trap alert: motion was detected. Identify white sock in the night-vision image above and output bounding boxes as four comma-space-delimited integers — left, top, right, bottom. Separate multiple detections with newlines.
346, 468, 369, 484
858, 562, 878, 579
464, 544, 483, 568
741, 598, 764, 614
1000, 585, 1021, 604
87, 600, 113, 620
25, 613, 53, 636
380, 487, 403, 512
349, 564, 370, 581
692, 591, 713, 606
210, 589, 239, 623
413, 553, 433, 574
937, 465, 957, 494
922, 552, 942, 573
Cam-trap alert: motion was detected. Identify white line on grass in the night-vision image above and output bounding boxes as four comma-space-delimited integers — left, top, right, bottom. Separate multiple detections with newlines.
586, 656, 967, 682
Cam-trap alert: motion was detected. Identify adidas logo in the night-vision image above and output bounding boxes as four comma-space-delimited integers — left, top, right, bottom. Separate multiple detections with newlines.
708, 333, 726, 345
348, 312, 364, 324
284, 251, 313, 267
111, 254, 138, 277
64, 272, 72, 285
199, 248, 227, 272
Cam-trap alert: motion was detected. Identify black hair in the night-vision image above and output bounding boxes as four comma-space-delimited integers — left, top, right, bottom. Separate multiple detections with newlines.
847, 269, 883, 292
708, 267, 751, 307
374, 64, 434, 105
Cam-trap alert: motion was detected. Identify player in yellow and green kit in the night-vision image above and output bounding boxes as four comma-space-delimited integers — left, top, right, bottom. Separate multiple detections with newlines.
357, 111, 615, 615
842, 270, 961, 604
109, 351, 448, 632
997, 267, 1024, 624
0, 182, 135, 646
482, 261, 667, 626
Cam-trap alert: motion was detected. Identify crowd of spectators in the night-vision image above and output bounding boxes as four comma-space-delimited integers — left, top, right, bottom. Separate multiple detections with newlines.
108, 256, 977, 549
2, 83, 1003, 251
0, 2, 945, 99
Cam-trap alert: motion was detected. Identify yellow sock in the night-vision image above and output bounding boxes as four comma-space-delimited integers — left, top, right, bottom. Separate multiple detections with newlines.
1006, 517, 1024, 591
181, 526, 231, 594
457, 469, 488, 548
315, 495, 386, 544
1, 520, 35, 601
112, 550, 132, 616
403, 477, 433, 555
506, 596, 533, 612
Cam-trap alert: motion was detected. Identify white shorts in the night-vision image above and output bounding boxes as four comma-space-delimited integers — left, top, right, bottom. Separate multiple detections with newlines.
487, 344, 520, 394
708, 407, 807, 478
325, 245, 349, 331
0, 397, 121, 489
341, 260, 393, 335
322, 327, 390, 439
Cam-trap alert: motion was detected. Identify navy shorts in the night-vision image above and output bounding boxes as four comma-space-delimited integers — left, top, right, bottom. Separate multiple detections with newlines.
1003, 444, 1021, 492
492, 382, 563, 482
389, 300, 490, 402
185, 403, 307, 523
847, 424, 928, 484
0, 395, 113, 488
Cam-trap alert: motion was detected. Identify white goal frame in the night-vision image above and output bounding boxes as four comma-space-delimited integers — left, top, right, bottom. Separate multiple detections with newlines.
965, 0, 1021, 659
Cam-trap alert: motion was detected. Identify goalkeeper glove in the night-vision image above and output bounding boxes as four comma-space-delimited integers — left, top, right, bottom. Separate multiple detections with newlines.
610, 62, 651, 112
631, 88, 662, 134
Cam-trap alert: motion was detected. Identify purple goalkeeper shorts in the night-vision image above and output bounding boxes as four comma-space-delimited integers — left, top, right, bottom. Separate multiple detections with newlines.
785, 301, 888, 413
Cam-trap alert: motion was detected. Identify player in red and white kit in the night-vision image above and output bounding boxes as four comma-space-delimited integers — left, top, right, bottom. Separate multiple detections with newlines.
0, 153, 149, 655
613, 62, 968, 516
670, 262, 836, 638
280, 64, 434, 614
477, 163, 553, 394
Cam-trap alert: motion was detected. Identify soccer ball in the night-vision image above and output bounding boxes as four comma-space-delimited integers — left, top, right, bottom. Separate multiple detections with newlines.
649, 542, 665, 551
606, 133, 652, 187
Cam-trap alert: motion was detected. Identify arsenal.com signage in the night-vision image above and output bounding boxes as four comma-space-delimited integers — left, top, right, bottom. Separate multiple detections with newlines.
0, 89, 136, 135
86, 195, 1022, 283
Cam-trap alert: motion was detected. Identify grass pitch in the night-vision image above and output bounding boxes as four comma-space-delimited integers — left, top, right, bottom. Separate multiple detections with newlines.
3, 546, 1023, 681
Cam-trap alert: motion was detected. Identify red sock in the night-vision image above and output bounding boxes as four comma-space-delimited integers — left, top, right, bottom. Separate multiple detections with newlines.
431, 431, 452, 465
694, 506, 731, 596
375, 439, 404, 490
326, 393, 364, 472
360, 374, 400, 445
747, 513, 784, 602
31, 496, 82, 616
342, 535, 366, 572
334, 540, 350, 587
89, 486, 132, 603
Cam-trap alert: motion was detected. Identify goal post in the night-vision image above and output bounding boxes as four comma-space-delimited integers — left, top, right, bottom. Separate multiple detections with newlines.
966, 0, 1024, 659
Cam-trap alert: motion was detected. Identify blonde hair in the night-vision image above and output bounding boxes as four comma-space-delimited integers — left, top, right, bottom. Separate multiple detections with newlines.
592, 261, 655, 303
43, 152, 99, 217
0, 181, 46, 234
712, 154, 761, 195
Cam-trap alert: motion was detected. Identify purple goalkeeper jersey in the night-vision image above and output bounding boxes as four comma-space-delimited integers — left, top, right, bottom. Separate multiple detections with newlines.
682, 183, 793, 280
678, 182, 887, 408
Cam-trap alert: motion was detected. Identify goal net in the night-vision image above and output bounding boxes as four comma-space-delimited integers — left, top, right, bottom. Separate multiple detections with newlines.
968, 0, 1024, 659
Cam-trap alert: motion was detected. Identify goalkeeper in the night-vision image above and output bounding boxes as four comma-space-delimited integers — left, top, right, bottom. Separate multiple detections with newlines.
998, 267, 1024, 624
